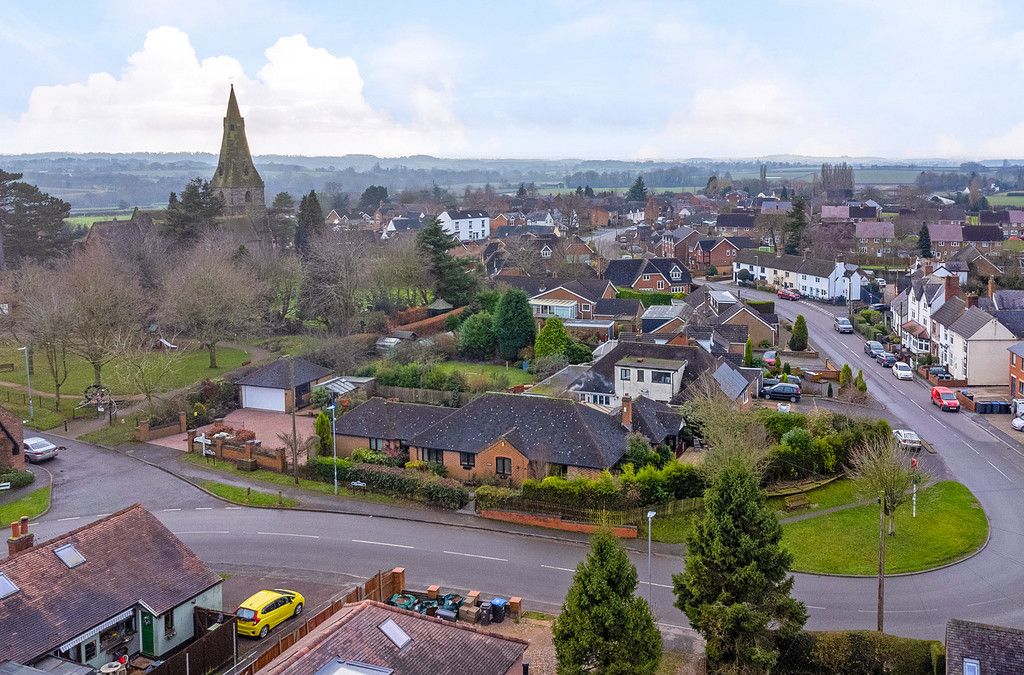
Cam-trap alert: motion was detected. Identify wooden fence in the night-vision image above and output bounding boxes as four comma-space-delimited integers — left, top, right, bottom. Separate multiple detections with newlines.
375, 384, 470, 407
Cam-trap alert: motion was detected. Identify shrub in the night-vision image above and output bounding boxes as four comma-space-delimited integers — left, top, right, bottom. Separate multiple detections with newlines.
528, 354, 569, 379
307, 456, 353, 483
789, 314, 809, 351
705, 264, 718, 276
0, 470, 35, 490
614, 289, 685, 305
565, 341, 593, 364
443, 313, 464, 331
746, 299, 775, 314
420, 477, 470, 509
352, 449, 395, 465
839, 364, 853, 387
855, 369, 867, 392
661, 462, 705, 498
309, 387, 332, 410
474, 484, 517, 506
779, 630, 942, 674
758, 410, 807, 442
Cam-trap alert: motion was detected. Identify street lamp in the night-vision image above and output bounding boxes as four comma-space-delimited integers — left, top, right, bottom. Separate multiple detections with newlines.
17, 347, 32, 419
326, 404, 338, 495
646, 510, 657, 608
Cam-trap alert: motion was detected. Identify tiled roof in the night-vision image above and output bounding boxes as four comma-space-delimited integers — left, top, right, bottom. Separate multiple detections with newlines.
631, 396, 684, 442
945, 618, 1024, 675
497, 277, 612, 303
821, 205, 849, 219
0, 505, 221, 663
236, 358, 332, 389
335, 398, 455, 441
715, 212, 756, 228
593, 298, 643, 317
734, 250, 839, 278
854, 221, 894, 239
408, 393, 630, 469
962, 225, 1004, 242
263, 600, 527, 675
569, 342, 704, 397
927, 222, 963, 242
979, 210, 1010, 224
723, 236, 758, 249
948, 306, 996, 339
601, 258, 646, 287
930, 296, 965, 328
443, 210, 489, 220
992, 310, 1024, 338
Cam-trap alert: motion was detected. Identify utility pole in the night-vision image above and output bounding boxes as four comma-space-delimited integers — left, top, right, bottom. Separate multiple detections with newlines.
877, 490, 885, 633
18, 346, 32, 419
289, 356, 299, 485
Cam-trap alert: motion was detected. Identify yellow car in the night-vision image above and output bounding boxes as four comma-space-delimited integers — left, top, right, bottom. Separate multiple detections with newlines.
236, 589, 305, 638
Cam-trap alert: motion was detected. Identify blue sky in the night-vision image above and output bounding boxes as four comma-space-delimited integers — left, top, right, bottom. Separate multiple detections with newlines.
2, 0, 1024, 158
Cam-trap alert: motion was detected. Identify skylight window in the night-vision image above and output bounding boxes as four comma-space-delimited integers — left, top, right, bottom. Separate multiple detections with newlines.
54, 544, 86, 569
0, 572, 18, 598
377, 618, 411, 649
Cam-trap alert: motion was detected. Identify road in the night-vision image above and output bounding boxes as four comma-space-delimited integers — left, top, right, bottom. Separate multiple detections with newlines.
10, 287, 1024, 641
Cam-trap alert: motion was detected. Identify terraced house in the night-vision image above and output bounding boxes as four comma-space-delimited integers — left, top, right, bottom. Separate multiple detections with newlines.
733, 250, 863, 301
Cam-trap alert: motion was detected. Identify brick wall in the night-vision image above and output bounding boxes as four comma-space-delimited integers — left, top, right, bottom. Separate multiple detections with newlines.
478, 510, 638, 538
426, 438, 531, 485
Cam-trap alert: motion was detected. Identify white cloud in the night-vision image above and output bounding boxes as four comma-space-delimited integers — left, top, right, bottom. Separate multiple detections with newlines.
0, 26, 464, 155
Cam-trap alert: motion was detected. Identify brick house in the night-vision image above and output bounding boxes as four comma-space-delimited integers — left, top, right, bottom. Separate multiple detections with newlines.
688, 237, 756, 273
945, 618, 1024, 675
1008, 342, 1024, 400
602, 257, 693, 293
652, 226, 702, 260
497, 277, 615, 321
854, 220, 895, 256
593, 297, 644, 333
0, 405, 24, 471
333, 398, 455, 458
961, 225, 1004, 253
927, 222, 964, 255
236, 357, 333, 412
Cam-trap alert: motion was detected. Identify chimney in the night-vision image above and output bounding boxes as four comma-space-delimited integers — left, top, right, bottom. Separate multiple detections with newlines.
966, 294, 978, 309
7, 516, 34, 557
621, 394, 633, 431
944, 274, 959, 301
923, 262, 933, 277
988, 275, 996, 300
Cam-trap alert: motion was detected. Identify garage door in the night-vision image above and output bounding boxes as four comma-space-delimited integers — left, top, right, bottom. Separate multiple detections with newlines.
242, 386, 286, 411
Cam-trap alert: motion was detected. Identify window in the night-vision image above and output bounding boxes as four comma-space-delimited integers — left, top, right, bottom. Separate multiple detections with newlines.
54, 544, 86, 569
164, 609, 175, 638
652, 371, 672, 384
670, 269, 681, 279
495, 457, 512, 476
369, 438, 384, 451
581, 303, 591, 312
424, 448, 444, 464
244, 190, 252, 203
962, 658, 979, 675
620, 368, 631, 381
642, 274, 651, 281
636, 370, 645, 382
459, 452, 475, 469
84, 641, 97, 661
0, 572, 18, 599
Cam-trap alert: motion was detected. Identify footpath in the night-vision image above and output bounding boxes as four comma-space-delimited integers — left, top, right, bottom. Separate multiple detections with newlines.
109, 439, 686, 557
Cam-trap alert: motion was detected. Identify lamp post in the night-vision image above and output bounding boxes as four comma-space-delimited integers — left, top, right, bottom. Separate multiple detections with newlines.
18, 347, 32, 419
646, 510, 656, 608
326, 404, 338, 495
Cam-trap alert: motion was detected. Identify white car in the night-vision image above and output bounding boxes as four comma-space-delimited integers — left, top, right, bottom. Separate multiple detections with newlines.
892, 362, 914, 380
1011, 416, 1024, 432
23, 436, 60, 463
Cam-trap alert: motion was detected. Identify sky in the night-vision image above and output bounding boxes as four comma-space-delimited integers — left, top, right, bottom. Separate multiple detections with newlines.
2, 0, 1024, 160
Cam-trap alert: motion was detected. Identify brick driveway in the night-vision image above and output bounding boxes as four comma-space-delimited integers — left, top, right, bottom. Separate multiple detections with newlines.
149, 408, 317, 452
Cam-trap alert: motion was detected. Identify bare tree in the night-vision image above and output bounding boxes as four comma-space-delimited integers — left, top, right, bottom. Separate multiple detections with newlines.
62, 244, 147, 387
298, 231, 366, 332
10, 264, 75, 409
681, 373, 770, 477
847, 437, 923, 535
112, 333, 182, 412
159, 243, 264, 368
501, 238, 542, 276
251, 249, 303, 330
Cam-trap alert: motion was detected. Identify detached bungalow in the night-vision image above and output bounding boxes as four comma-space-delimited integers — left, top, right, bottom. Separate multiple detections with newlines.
333, 398, 455, 457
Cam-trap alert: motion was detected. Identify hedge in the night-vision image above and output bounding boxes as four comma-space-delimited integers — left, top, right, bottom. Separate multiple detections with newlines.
757, 410, 891, 482
779, 630, 944, 674
514, 461, 706, 510
746, 299, 776, 314
307, 458, 469, 509
0, 470, 35, 490
615, 289, 687, 306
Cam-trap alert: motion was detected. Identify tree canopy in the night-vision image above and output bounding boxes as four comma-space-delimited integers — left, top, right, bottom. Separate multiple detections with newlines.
626, 175, 648, 202
416, 218, 478, 306
789, 314, 809, 351
534, 317, 571, 359
493, 289, 535, 360
457, 311, 496, 358
358, 185, 389, 211
918, 224, 932, 258
164, 177, 224, 242
783, 196, 808, 255
295, 190, 324, 253
0, 170, 74, 270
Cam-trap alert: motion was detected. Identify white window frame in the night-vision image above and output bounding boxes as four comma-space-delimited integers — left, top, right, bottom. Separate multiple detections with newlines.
962, 658, 979, 675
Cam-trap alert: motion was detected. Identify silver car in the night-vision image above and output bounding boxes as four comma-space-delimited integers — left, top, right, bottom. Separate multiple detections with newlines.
23, 436, 60, 463
892, 429, 922, 452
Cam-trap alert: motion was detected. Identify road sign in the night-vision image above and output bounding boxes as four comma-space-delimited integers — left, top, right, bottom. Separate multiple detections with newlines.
0, 482, 10, 491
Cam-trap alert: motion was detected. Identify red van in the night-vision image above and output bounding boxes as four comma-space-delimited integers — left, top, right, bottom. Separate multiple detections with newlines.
931, 386, 960, 412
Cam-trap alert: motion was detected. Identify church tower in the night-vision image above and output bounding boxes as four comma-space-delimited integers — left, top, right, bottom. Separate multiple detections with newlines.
211, 85, 266, 215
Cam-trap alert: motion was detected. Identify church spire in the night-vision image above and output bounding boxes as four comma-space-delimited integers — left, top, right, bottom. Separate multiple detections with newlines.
211, 86, 265, 213
226, 84, 241, 119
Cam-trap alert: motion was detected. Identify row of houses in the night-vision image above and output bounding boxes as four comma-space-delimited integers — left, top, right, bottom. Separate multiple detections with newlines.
731, 250, 868, 301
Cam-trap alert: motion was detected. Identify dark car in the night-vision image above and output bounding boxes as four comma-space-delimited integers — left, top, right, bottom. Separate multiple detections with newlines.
864, 340, 885, 357
762, 377, 780, 388
876, 352, 897, 367
760, 382, 801, 402
927, 366, 953, 381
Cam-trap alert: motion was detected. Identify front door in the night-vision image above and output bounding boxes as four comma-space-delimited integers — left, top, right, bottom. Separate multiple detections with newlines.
141, 611, 154, 656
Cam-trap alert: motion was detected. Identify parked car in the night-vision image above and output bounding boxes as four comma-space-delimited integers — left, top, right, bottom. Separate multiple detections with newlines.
236, 589, 305, 638
1012, 416, 1024, 432
777, 288, 801, 300
762, 350, 777, 367
869, 303, 888, 312
23, 437, 60, 463
780, 375, 802, 386
760, 382, 801, 402
864, 341, 885, 357
762, 377, 780, 388
877, 279, 887, 288
834, 316, 854, 333
892, 362, 914, 380
893, 429, 922, 452
875, 352, 897, 367
931, 386, 960, 412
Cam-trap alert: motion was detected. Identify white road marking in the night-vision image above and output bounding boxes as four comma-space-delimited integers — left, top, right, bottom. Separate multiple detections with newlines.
162, 508, 182, 512
967, 597, 1005, 607
175, 530, 230, 535
987, 461, 1012, 482
964, 442, 981, 455
351, 539, 414, 549
912, 401, 926, 412
225, 506, 242, 510
805, 605, 827, 610
196, 507, 213, 511
443, 550, 509, 562
57, 516, 80, 522
540, 564, 576, 572
258, 531, 320, 539
638, 580, 673, 589
856, 608, 937, 614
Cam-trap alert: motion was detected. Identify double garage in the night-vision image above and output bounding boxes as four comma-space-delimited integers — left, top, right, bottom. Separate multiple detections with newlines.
236, 357, 333, 413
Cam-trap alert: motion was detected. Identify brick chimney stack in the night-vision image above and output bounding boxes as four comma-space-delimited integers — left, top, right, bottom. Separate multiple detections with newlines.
7, 516, 34, 557
966, 295, 978, 309
621, 394, 633, 431
944, 275, 960, 301
988, 275, 996, 300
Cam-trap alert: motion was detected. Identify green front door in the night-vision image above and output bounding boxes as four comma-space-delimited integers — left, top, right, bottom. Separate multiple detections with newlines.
141, 611, 155, 656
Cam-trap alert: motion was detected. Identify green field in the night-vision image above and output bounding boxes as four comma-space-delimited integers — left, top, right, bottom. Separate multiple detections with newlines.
782, 481, 988, 575
0, 486, 51, 524
988, 194, 1024, 207
431, 360, 535, 386
0, 344, 250, 397
64, 212, 135, 228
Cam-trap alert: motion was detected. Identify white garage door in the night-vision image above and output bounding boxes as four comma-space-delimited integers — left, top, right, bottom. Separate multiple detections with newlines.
242, 386, 286, 411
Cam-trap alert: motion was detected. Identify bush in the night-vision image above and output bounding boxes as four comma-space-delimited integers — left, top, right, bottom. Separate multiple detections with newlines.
780, 630, 942, 674
351, 449, 399, 466
420, 477, 470, 509
528, 354, 569, 379
307, 456, 353, 483
474, 484, 517, 507
705, 264, 718, 276
758, 410, 807, 442
308, 457, 464, 508
0, 469, 35, 490
614, 289, 686, 305
565, 341, 593, 364
789, 314, 809, 351
661, 462, 706, 498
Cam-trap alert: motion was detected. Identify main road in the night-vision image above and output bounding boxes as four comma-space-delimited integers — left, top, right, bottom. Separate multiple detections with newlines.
16, 282, 1024, 640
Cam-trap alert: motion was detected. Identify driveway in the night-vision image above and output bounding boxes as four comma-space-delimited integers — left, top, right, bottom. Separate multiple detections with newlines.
148, 408, 317, 452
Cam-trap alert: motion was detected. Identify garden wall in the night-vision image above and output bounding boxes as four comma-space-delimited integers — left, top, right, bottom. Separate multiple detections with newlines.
478, 509, 638, 538
392, 306, 466, 337
135, 412, 187, 441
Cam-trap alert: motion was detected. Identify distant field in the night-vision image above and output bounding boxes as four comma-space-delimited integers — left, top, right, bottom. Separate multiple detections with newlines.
988, 194, 1024, 207
65, 212, 134, 228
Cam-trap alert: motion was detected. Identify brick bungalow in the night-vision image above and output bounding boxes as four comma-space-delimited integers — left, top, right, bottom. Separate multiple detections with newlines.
0, 406, 24, 471
333, 398, 455, 458
602, 257, 693, 293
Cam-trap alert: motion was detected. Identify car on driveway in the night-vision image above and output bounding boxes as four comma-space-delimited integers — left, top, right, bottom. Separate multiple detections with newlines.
892, 362, 914, 380
893, 428, 923, 451
875, 352, 897, 367
834, 316, 854, 333
236, 589, 305, 639
931, 386, 960, 412
864, 340, 885, 357
777, 288, 801, 300
869, 303, 888, 312
1012, 416, 1024, 432
23, 437, 60, 463
762, 350, 777, 367
760, 382, 801, 402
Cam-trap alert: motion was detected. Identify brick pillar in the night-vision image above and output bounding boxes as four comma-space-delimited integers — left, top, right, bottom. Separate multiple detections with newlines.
391, 567, 406, 594
179, 411, 187, 433
187, 430, 197, 453
136, 420, 150, 442
214, 438, 224, 460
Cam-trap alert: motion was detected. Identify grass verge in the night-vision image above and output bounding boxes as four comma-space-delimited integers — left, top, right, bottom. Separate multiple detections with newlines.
201, 480, 298, 507
180, 452, 401, 505
79, 420, 138, 446
782, 481, 987, 575
0, 487, 51, 523
768, 478, 861, 516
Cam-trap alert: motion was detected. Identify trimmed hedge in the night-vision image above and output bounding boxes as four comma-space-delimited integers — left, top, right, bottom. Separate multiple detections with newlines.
516, 461, 706, 510
615, 289, 687, 306
0, 470, 35, 490
780, 630, 944, 674
758, 410, 891, 482
308, 458, 469, 509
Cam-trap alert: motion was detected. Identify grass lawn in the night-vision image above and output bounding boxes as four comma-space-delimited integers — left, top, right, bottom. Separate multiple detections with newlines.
987, 194, 1024, 207
431, 360, 535, 387
0, 397, 70, 431
202, 480, 298, 507
0, 487, 51, 523
180, 452, 400, 505
79, 419, 140, 446
644, 510, 698, 544
767, 478, 862, 516
245, 334, 316, 358
0, 343, 250, 396
782, 481, 988, 575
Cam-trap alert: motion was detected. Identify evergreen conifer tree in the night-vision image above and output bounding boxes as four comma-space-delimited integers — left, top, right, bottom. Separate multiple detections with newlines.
416, 219, 479, 306
789, 314, 809, 351
314, 411, 332, 457
534, 317, 571, 358
626, 175, 648, 202
493, 289, 535, 360
743, 338, 754, 367
783, 196, 807, 255
918, 224, 933, 258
